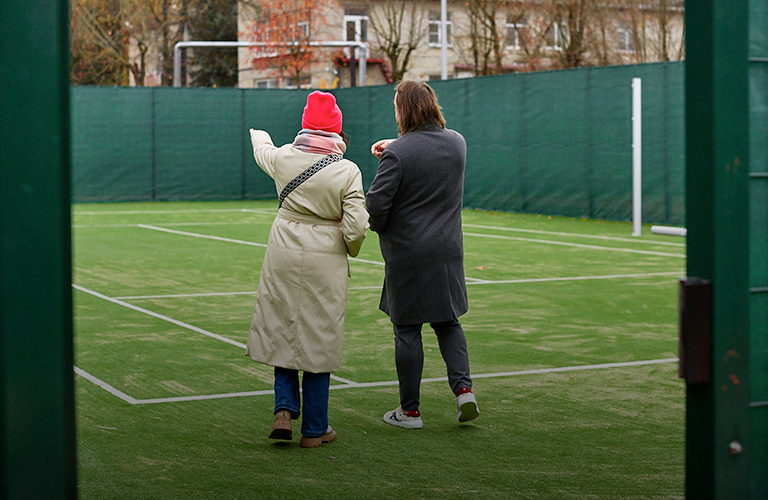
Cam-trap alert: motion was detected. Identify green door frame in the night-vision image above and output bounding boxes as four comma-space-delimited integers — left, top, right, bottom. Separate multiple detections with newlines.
684, 0, 752, 498
0, 0, 77, 497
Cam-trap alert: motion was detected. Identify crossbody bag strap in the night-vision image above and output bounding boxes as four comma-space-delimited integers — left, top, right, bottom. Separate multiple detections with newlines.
278, 154, 342, 209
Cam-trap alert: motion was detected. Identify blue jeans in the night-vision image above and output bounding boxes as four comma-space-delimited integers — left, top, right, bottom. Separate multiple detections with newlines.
273, 367, 331, 438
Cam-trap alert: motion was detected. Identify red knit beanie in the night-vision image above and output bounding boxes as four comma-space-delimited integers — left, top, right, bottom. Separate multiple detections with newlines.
301, 91, 343, 134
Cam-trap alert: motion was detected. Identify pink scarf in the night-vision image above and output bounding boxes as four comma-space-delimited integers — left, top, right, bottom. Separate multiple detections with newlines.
292, 129, 346, 156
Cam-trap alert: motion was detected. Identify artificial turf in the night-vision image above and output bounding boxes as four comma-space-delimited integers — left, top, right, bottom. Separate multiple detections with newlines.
73, 200, 685, 499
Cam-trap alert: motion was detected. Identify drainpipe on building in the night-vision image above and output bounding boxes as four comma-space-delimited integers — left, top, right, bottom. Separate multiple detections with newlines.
441, 0, 448, 80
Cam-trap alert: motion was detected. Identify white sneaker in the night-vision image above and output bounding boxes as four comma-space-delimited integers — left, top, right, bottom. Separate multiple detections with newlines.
456, 390, 479, 422
383, 407, 424, 429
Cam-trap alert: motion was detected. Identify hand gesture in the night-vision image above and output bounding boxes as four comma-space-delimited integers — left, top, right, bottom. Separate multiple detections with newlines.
371, 139, 395, 159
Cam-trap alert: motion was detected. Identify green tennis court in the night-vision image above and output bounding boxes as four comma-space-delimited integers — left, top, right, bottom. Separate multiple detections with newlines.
72, 200, 685, 499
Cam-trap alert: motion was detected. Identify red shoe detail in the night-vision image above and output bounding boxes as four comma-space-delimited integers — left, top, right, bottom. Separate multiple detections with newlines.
456, 387, 472, 396
403, 409, 421, 418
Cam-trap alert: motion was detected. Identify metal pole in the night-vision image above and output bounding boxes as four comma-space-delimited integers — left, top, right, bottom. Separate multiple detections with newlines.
440, 0, 448, 79
632, 78, 642, 236
173, 41, 368, 88
359, 43, 367, 87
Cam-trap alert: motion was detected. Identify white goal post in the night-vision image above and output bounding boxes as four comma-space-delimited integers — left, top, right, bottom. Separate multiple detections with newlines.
173, 40, 370, 88
632, 77, 642, 236
632, 78, 687, 238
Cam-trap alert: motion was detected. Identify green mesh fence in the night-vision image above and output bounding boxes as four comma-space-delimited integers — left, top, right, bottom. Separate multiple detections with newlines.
71, 61, 685, 224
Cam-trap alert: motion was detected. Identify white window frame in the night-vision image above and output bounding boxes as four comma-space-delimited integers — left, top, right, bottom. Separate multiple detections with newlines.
296, 20, 310, 40
285, 76, 311, 89
344, 14, 369, 43
544, 22, 568, 51
617, 27, 635, 53
254, 79, 277, 89
506, 16, 527, 50
428, 11, 452, 48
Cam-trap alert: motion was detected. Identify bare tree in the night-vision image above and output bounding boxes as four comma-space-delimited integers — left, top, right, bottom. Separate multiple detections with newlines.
649, 0, 685, 61
140, 0, 197, 86
588, 0, 614, 66
71, 0, 140, 84
71, 0, 196, 86
548, 0, 593, 69
463, 0, 510, 75
505, 4, 553, 72
365, 0, 425, 83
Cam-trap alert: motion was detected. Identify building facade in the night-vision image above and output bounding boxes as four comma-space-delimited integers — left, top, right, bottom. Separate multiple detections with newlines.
236, 0, 684, 89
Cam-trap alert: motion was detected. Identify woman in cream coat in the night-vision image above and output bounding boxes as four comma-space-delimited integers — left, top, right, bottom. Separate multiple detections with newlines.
246, 91, 367, 448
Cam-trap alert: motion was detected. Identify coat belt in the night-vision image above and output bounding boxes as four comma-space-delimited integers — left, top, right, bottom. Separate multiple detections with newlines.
276, 207, 342, 226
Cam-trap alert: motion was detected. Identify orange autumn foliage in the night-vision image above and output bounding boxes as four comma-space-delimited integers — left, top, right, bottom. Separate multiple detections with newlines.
247, 0, 328, 85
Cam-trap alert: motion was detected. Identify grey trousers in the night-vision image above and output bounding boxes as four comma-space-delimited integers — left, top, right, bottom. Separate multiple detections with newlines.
394, 319, 472, 412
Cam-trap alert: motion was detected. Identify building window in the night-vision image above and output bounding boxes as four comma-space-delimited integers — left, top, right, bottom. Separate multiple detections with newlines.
297, 20, 310, 39
344, 9, 368, 43
254, 79, 276, 89
617, 27, 635, 53
506, 16, 527, 50
544, 22, 568, 50
285, 76, 311, 89
428, 11, 452, 47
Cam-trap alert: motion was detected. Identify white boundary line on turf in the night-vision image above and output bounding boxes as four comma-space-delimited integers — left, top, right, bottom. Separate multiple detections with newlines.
73, 284, 353, 385
74, 357, 679, 405
138, 224, 269, 248
464, 271, 682, 285
463, 223, 686, 247
74, 221, 272, 229
112, 272, 682, 300
114, 290, 260, 300
135, 222, 684, 265
74, 366, 139, 404
463, 232, 685, 258
136, 224, 385, 266
73, 284, 248, 349
75, 208, 276, 215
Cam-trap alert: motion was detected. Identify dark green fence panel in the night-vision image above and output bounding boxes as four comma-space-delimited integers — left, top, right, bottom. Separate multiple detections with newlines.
154, 88, 244, 200
71, 62, 685, 225
244, 89, 309, 199
71, 87, 154, 201
335, 84, 400, 190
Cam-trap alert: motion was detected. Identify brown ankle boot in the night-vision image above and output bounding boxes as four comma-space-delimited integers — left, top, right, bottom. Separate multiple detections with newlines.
300, 426, 336, 448
269, 410, 292, 440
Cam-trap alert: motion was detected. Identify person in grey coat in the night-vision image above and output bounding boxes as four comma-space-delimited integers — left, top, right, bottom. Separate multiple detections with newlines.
366, 80, 479, 429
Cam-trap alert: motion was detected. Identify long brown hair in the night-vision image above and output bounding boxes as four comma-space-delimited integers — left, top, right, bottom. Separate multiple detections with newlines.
394, 80, 446, 135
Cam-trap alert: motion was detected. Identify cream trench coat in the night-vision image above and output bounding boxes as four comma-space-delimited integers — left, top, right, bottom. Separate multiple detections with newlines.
246, 130, 368, 373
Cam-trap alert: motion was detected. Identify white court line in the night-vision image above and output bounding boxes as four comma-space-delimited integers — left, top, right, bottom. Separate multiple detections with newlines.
113, 272, 681, 300
463, 224, 686, 247
73, 284, 248, 349
73, 284, 353, 385
138, 224, 269, 248
463, 232, 686, 258
115, 290, 260, 300
74, 221, 271, 229
465, 271, 681, 285
76, 208, 275, 215
137, 224, 385, 266
74, 358, 678, 405
465, 277, 487, 283
136, 223, 685, 266
74, 366, 139, 404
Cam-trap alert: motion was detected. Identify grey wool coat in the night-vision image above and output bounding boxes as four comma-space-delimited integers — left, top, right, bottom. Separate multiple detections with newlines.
366, 127, 468, 325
